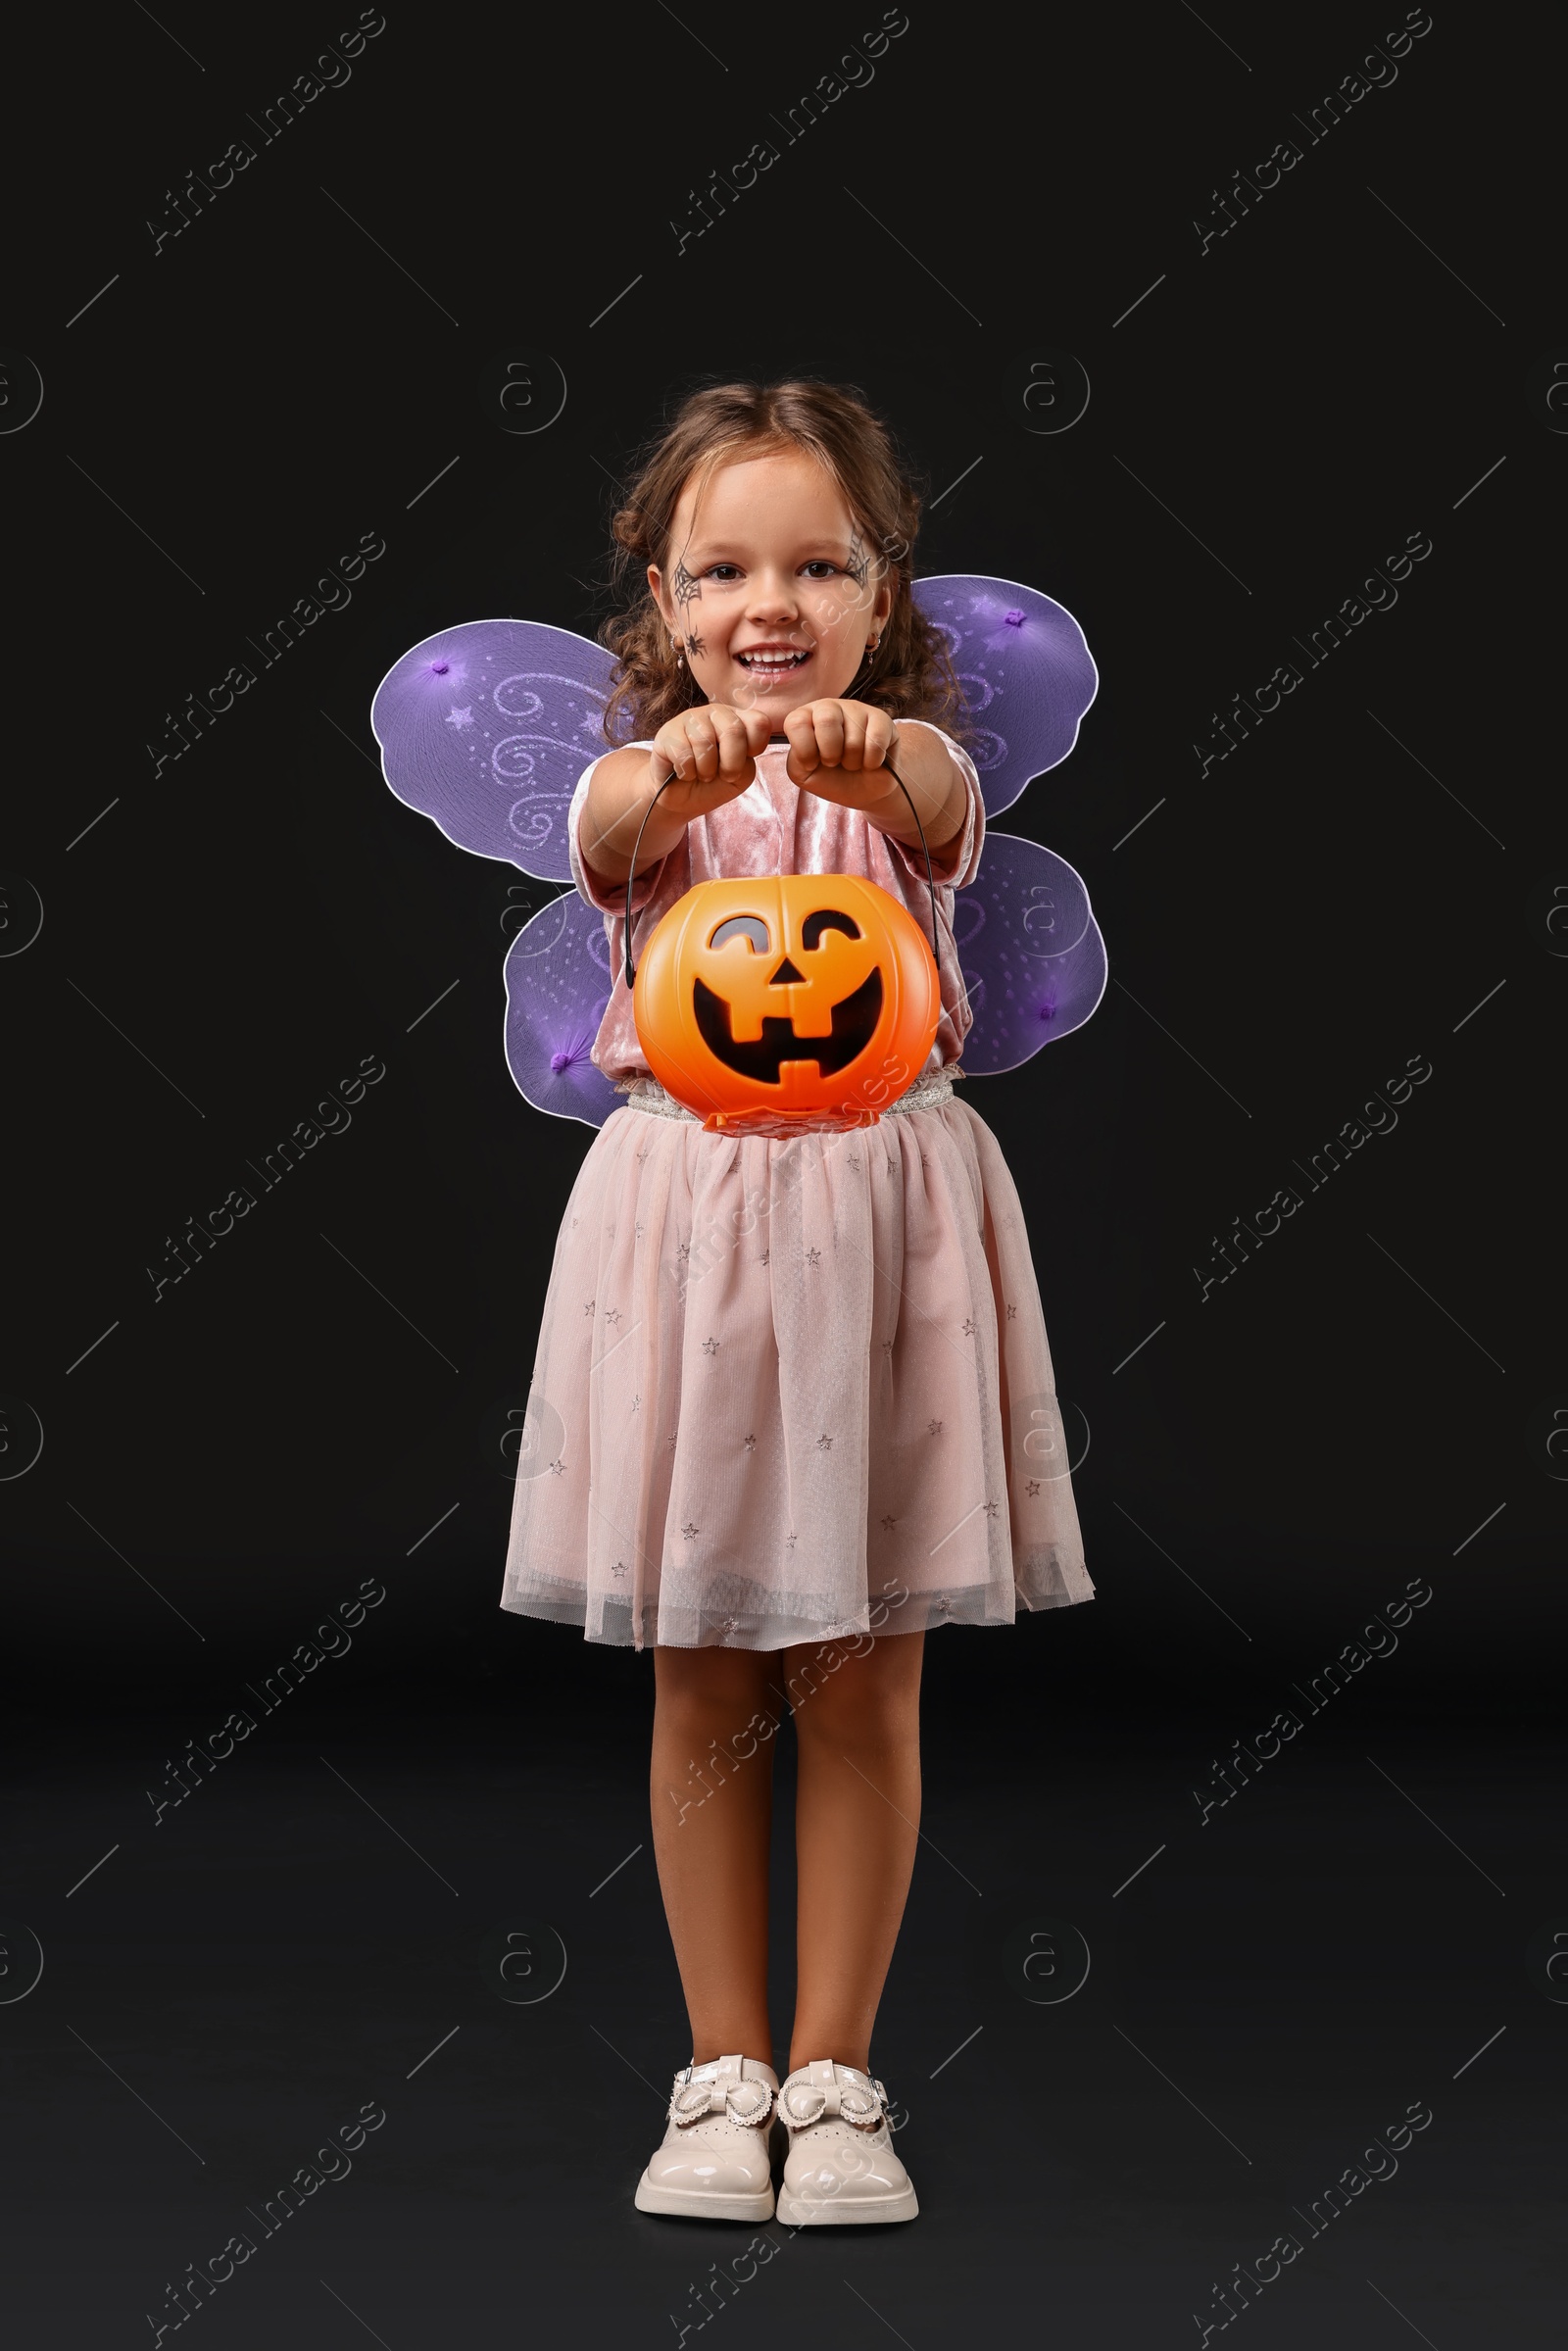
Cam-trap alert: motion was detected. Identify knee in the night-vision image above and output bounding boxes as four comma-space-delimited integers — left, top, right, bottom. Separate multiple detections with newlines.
657, 1686, 738, 1750
790, 1644, 922, 1755
654, 1649, 771, 1743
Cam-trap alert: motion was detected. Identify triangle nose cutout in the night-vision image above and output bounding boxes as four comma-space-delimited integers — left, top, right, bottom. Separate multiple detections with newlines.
769, 956, 805, 985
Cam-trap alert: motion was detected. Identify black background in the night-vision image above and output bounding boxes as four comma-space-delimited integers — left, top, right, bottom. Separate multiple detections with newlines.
4, 1, 1563, 2343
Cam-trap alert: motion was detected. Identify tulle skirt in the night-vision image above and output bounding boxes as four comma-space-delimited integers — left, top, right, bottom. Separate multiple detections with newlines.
500, 1075, 1094, 1650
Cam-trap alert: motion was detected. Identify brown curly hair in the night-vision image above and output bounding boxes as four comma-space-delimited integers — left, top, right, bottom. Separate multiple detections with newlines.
600, 379, 970, 748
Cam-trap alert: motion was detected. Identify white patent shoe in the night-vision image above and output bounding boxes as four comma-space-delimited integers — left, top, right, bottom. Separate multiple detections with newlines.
775, 2058, 918, 2226
634, 2054, 779, 2221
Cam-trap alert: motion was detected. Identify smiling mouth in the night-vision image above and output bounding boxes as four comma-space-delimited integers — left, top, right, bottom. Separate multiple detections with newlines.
736, 650, 811, 679
692, 969, 883, 1082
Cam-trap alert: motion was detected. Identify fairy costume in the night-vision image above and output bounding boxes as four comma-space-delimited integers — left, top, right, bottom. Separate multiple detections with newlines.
371, 577, 1105, 1650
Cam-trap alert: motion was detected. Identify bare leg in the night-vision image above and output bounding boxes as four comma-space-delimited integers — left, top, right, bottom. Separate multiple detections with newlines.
785, 1628, 925, 2076
650, 1644, 779, 2066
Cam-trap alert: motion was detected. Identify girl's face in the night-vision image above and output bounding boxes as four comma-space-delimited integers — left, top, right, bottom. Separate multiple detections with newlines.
649, 445, 894, 724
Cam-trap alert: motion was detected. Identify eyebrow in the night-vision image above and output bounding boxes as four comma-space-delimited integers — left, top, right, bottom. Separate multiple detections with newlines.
682, 536, 858, 564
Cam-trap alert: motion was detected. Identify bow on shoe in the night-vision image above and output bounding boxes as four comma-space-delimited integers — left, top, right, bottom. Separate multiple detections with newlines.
668, 2073, 775, 2130
778, 2069, 889, 2132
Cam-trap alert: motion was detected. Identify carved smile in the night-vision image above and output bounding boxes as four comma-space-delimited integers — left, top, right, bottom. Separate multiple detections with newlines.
692, 969, 884, 1083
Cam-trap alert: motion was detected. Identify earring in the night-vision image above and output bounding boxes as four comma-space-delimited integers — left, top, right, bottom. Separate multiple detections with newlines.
867, 636, 881, 653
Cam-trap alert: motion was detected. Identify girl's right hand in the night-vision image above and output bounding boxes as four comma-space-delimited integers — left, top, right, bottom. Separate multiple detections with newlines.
648, 704, 773, 811
577, 706, 774, 887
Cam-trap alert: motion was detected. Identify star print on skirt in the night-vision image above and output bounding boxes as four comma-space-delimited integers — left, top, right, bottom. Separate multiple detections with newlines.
500, 1088, 1093, 1650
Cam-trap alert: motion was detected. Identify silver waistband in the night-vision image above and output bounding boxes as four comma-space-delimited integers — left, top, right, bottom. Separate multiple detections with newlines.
619, 1079, 700, 1120
620, 1070, 956, 1122
886, 1070, 956, 1115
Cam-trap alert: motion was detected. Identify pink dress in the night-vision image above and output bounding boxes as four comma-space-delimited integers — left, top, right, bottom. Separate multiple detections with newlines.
500, 724, 1094, 1650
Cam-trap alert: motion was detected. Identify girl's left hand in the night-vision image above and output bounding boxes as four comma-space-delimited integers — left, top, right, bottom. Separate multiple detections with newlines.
781, 699, 899, 801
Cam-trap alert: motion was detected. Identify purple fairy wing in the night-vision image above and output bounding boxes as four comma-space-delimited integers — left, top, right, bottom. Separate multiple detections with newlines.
503, 890, 621, 1127
912, 575, 1098, 818
955, 831, 1107, 1074
371, 618, 622, 882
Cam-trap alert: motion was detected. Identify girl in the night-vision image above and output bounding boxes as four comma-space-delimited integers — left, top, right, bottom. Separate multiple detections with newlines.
501, 381, 1094, 2225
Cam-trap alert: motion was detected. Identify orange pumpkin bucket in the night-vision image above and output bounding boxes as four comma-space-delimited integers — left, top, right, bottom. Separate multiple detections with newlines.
632, 873, 941, 1132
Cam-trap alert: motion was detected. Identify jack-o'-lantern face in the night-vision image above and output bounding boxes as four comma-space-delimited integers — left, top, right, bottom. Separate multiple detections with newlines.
632, 874, 941, 1128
